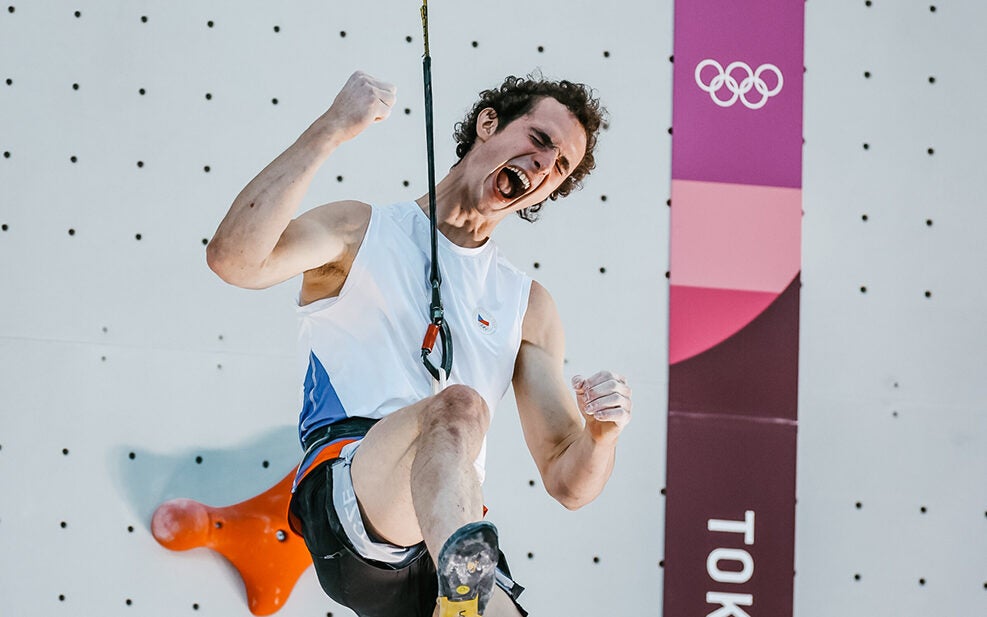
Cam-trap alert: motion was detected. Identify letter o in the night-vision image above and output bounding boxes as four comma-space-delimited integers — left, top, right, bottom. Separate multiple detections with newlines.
706, 548, 754, 584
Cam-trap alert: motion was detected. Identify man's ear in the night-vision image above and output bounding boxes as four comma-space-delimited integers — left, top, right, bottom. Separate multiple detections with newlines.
475, 107, 499, 142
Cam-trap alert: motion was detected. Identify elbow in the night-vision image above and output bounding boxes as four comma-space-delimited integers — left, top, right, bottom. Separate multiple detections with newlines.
557, 495, 588, 511
205, 240, 260, 288
205, 240, 236, 282
205, 240, 224, 274
546, 481, 591, 511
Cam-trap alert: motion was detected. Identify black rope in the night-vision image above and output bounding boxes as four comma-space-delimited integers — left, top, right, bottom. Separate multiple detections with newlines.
420, 1, 453, 382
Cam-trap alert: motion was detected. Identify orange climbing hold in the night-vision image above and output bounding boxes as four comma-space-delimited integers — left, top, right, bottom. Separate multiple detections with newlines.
151, 470, 310, 616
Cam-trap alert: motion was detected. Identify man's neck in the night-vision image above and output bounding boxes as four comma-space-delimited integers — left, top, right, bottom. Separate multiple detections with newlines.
414, 172, 498, 249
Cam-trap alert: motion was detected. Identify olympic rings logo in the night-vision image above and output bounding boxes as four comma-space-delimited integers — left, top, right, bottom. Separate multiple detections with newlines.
694, 59, 784, 110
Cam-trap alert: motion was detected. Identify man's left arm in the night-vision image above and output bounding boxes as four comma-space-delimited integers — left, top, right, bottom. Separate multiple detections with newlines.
512, 281, 632, 510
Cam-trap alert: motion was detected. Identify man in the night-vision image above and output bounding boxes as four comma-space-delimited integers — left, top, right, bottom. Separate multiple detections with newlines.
207, 71, 632, 617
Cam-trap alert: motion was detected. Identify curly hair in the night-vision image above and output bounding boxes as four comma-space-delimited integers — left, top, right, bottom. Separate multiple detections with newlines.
452, 74, 607, 222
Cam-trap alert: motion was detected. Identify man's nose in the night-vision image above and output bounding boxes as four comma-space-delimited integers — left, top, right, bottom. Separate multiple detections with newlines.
531, 149, 555, 173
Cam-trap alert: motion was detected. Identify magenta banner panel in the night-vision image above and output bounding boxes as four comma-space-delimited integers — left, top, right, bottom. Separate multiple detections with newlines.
672, 1, 804, 188
664, 1, 804, 616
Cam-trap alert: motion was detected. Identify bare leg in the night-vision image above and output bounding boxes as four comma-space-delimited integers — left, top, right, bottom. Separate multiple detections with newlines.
349, 384, 490, 559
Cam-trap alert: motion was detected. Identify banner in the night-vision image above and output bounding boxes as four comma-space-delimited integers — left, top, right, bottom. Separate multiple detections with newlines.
664, 1, 804, 615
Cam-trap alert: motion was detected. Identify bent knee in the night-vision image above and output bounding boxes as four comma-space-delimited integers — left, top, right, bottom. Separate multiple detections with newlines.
437, 384, 488, 413
422, 385, 490, 438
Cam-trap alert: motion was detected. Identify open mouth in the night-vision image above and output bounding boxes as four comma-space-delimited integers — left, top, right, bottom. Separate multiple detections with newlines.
496, 165, 531, 200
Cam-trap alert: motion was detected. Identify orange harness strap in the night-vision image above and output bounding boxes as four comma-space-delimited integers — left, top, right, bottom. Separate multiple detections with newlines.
295, 438, 360, 487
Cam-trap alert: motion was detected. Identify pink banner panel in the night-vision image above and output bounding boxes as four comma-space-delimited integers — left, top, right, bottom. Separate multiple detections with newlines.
665, 1, 804, 615
669, 180, 801, 294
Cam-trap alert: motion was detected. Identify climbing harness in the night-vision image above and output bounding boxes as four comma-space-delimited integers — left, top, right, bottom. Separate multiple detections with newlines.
419, 0, 453, 392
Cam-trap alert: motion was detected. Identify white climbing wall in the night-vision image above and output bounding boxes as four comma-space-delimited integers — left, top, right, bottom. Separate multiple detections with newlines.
797, 2, 987, 615
0, 1, 984, 617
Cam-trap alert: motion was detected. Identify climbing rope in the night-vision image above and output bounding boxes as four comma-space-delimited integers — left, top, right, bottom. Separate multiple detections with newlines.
419, 0, 453, 391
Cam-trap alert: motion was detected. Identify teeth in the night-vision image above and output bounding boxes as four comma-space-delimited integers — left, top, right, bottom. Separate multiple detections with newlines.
504, 165, 530, 191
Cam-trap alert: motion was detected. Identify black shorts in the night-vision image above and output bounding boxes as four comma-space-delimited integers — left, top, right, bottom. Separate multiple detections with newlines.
289, 460, 528, 617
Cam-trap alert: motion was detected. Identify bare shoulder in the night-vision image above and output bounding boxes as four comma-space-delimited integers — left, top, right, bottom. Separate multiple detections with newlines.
284, 199, 372, 259
302, 199, 372, 238
521, 280, 565, 357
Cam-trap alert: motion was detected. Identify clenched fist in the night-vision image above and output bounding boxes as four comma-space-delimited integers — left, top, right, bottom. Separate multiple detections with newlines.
572, 371, 632, 443
314, 71, 397, 144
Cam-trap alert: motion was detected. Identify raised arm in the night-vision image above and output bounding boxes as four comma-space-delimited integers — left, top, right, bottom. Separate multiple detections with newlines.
512, 281, 633, 510
206, 71, 396, 289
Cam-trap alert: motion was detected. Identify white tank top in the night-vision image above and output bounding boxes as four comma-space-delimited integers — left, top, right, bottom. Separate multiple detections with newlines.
294, 201, 532, 484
